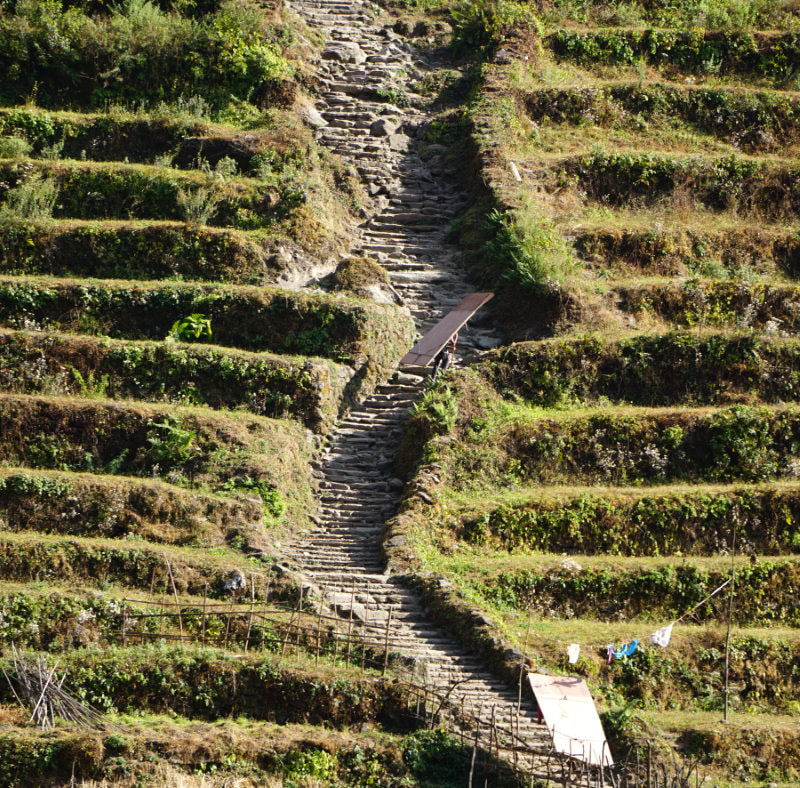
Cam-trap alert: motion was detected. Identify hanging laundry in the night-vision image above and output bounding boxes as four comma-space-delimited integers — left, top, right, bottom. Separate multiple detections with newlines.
650, 623, 674, 648
610, 640, 639, 660
567, 643, 580, 664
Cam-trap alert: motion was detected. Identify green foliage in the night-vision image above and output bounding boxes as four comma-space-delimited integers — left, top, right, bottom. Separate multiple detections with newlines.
449, 0, 540, 56
461, 485, 800, 556
0, 0, 294, 111
69, 367, 110, 399
402, 729, 468, 787
547, 29, 800, 85
167, 313, 213, 343
0, 175, 58, 221
221, 475, 286, 524
482, 206, 576, 295
145, 415, 197, 471
413, 385, 459, 435
281, 749, 338, 782
0, 135, 31, 158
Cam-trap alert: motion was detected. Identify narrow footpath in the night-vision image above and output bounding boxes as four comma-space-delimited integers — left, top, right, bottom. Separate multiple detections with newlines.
284, 0, 554, 772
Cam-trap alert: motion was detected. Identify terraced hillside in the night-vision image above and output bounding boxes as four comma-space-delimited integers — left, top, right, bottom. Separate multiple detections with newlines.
386, 0, 800, 785
4, 0, 799, 783
0, 0, 472, 784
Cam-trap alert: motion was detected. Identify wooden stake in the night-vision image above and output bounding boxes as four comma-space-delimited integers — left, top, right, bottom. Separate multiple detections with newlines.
468, 718, 480, 788
245, 574, 256, 652
201, 584, 208, 646
346, 581, 355, 668
315, 585, 325, 665
724, 519, 737, 723
382, 607, 393, 676
163, 557, 183, 638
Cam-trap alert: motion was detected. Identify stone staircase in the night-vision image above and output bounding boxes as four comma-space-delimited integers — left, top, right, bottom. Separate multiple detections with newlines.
284, 0, 557, 776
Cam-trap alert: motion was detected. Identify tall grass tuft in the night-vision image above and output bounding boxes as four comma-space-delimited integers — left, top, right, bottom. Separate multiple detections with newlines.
0, 175, 58, 221
176, 184, 220, 225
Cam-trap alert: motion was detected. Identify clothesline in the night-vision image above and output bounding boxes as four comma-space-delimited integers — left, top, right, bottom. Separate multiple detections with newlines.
518, 578, 733, 664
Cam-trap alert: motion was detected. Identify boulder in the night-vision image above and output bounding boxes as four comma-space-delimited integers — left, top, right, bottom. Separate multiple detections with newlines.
322, 42, 366, 64
370, 117, 399, 137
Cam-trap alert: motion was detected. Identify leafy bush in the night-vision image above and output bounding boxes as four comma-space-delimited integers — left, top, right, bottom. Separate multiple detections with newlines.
0, 135, 31, 158
167, 313, 213, 343
479, 202, 577, 302
0, 330, 347, 431
0, 175, 58, 220
460, 484, 800, 556
0, 0, 294, 111
146, 415, 198, 471
449, 0, 540, 55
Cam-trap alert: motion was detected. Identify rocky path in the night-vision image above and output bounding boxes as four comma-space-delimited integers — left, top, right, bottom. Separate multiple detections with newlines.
284, 0, 553, 773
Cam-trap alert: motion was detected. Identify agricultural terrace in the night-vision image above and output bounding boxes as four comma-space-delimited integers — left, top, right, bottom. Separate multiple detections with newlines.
0, 0, 437, 784
387, 0, 800, 784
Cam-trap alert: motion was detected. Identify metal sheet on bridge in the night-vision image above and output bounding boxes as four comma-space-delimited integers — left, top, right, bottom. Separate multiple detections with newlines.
528, 674, 614, 768
400, 292, 494, 367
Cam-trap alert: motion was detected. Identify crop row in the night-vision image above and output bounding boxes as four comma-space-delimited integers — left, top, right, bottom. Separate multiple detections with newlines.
524, 84, 800, 152
0, 161, 303, 230
0, 276, 414, 364
0, 0, 294, 110
0, 394, 313, 515
547, 29, 800, 84
459, 482, 800, 556
0, 329, 351, 431
558, 152, 800, 218
481, 332, 800, 407
574, 225, 800, 278
0, 468, 260, 546
449, 399, 800, 486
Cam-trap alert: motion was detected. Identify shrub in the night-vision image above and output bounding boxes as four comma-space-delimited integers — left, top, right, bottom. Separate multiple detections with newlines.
450, 0, 540, 55
0, 135, 31, 158
0, 0, 294, 111
481, 204, 577, 296
0, 175, 58, 220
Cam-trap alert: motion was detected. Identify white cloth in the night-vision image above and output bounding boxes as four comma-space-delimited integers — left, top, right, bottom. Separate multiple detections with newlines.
650, 623, 674, 648
567, 643, 580, 664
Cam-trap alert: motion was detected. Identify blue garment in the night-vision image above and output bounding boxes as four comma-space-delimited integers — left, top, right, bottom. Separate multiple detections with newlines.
611, 639, 639, 659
